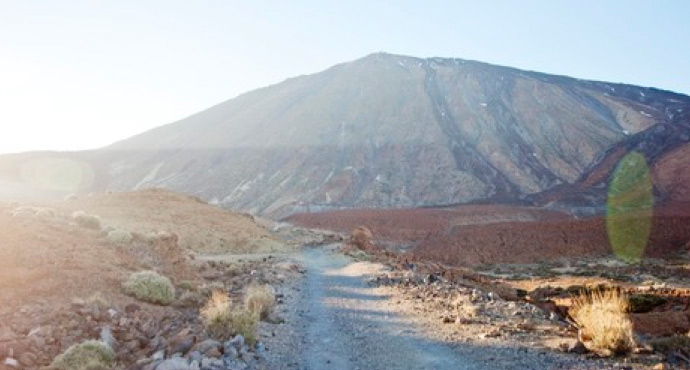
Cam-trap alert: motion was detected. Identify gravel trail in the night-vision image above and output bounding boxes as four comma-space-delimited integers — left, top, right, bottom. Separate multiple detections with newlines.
263, 246, 619, 370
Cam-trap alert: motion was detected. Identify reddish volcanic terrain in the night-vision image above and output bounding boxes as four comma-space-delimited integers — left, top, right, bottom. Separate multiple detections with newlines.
287, 202, 690, 266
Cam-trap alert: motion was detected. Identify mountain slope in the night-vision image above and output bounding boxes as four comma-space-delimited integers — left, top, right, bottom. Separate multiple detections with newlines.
2, 53, 690, 216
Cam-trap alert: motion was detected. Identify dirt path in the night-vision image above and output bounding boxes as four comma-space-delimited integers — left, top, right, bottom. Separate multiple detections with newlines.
263, 246, 608, 370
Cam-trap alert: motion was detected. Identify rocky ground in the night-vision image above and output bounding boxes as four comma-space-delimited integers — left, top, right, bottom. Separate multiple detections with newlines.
354, 245, 690, 369
0, 190, 301, 370
2, 190, 689, 369
262, 246, 664, 370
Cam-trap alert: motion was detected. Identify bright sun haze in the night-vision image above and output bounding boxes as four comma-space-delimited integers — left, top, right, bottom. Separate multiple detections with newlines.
1, 0, 688, 154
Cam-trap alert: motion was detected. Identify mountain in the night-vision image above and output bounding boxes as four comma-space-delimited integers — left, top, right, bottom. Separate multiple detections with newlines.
1, 53, 689, 216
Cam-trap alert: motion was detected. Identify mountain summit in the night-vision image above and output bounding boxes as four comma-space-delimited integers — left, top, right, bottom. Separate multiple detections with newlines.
4, 53, 690, 216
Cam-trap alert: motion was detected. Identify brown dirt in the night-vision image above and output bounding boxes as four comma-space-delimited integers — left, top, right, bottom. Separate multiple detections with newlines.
0, 189, 300, 368
288, 203, 690, 267
287, 204, 570, 246
653, 143, 690, 201
53, 188, 287, 254
0, 188, 291, 311
0, 207, 142, 311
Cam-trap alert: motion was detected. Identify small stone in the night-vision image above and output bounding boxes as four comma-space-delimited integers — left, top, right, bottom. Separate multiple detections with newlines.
224, 346, 238, 359
188, 351, 202, 362
228, 335, 245, 349
479, 328, 501, 338
125, 304, 141, 314
18, 352, 37, 367
567, 341, 588, 354
100, 326, 117, 349
143, 360, 162, 370
3, 358, 18, 368
26, 327, 41, 337
194, 339, 222, 355
156, 357, 190, 370
455, 317, 472, 325
169, 329, 196, 355
201, 357, 223, 368
152, 350, 166, 361
205, 348, 222, 358
255, 342, 266, 354
652, 363, 669, 370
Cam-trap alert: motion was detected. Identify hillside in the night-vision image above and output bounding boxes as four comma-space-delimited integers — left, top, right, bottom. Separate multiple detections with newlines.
52, 188, 286, 254
1, 53, 689, 217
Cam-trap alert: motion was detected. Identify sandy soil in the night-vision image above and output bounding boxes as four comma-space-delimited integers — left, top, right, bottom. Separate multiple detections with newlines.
51, 189, 288, 254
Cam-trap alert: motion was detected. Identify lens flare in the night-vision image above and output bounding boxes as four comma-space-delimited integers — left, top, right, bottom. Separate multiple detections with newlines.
606, 151, 653, 263
20, 156, 94, 192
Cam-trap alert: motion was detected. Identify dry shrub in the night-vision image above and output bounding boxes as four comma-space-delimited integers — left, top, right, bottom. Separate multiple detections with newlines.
106, 229, 133, 245
569, 289, 634, 356
73, 292, 109, 309
51, 340, 115, 370
72, 211, 101, 230
244, 283, 276, 320
201, 291, 258, 345
349, 226, 374, 250
122, 270, 175, 305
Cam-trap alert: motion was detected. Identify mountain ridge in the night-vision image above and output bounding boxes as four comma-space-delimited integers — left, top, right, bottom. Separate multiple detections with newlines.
1, 52, 688, 217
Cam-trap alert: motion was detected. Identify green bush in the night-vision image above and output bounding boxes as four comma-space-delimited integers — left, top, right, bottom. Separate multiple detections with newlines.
72, 211, 101, 230
106, 229, 133, 245
122, 270, 175, 305
51, 340, 115, 370
628, 293, 667, 313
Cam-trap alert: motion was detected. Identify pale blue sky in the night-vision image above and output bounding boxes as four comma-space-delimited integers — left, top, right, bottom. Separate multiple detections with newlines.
1, 0, 688, 154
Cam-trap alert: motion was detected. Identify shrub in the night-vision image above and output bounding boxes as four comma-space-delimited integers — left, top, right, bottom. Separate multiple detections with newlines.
628, 293, 667, 313
201, 291, 258, 345
569, 289, 634, 356
244, 283, 276, 320
106, 229, 133, 245
51, 340, 115, 370
72, 211, 101, 230
122, 270, 175, 305
348, 249, 372, 261
35, 207, 56, 219
72, 292, 109, 308
178, 280, 197, 292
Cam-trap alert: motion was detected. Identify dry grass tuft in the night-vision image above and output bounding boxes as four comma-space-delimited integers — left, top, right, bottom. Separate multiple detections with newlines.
201, 291, 258, 345
244, 283, 276, 320
569, 289, 634, 356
